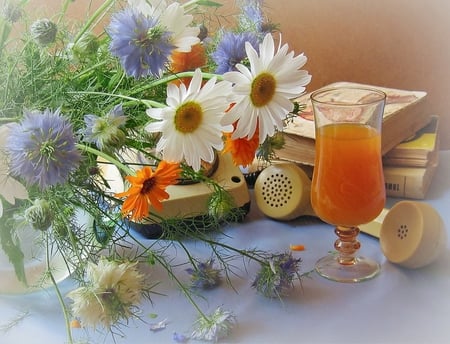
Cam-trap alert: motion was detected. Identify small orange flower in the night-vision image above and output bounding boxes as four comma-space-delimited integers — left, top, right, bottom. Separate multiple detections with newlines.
223, 122, 260, 167
170, 43, 207, 87
70, 319, 82, 328
115, 161, 181, 221
290, 244, 306, 251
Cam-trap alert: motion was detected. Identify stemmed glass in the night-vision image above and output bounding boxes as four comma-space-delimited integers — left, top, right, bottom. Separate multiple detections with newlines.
310, 86, 387, 282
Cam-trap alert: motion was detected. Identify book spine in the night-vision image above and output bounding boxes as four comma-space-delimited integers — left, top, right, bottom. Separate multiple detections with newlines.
383, 168, 430, 199
384, 172, 410, 198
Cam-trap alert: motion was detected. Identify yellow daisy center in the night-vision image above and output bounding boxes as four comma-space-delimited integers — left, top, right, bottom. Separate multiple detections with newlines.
250, 72, 276, 107
174, 101, 203, 133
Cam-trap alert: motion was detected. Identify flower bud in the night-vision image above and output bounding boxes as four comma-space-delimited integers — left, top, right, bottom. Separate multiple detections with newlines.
2, 1, 22, 23
24, 199, 53, 231
72, 33, 99, 60
208, 191, 234, 220
105, 128, 126, 149
30, 18, 57, 45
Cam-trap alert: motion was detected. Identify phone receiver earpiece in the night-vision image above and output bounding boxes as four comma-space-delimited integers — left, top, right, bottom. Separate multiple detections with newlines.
379, 201, 447, 269
254, 162, 315, 221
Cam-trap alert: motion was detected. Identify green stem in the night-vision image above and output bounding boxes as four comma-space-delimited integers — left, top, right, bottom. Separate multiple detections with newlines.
57, 0, 72, 25
0, 0, 30, 53
126, 71, 223, 98
182, 0, 223, 13
107, 225, 209, 320
72, 59, 109, 79
2, 38, 33, 105
45, 232, 74, 344
0, 117, 18, 123
76, 144, 134, 176
73, 0, 116, 44
67, 91, 165, 109
181, 0, 201, 12
205, 238, 266, 265
152, 254, 210, 321
0, 18, 11, 54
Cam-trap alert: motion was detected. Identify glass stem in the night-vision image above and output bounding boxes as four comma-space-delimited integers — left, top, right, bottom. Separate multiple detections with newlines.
334, 226, 361, 265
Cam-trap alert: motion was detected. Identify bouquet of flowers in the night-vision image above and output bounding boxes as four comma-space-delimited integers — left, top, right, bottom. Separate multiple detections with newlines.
0, 0, 311, 342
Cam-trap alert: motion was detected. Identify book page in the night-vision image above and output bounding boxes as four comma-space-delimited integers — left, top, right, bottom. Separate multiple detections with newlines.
285, 81, 427, 139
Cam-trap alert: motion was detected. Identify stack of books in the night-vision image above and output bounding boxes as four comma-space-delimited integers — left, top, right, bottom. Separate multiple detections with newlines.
382, 115, 439, 199
274, 81, 438, 199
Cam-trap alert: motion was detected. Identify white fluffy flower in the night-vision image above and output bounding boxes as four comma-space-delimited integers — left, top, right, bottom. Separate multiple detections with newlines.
67, 258, 146, 329
145, 68, 233, 171
191, 307, 236, 342
221, 33, 311, 143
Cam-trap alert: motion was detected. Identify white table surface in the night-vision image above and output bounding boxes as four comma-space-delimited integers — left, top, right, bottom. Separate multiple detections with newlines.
1, 151, 449, 344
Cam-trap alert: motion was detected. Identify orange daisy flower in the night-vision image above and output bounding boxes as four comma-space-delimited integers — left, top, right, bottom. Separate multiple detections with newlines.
170, 43, 207, 87
223, 122, 260, 167
115, 161, 181, 222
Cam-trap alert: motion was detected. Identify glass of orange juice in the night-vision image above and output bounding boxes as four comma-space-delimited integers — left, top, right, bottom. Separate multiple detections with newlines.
310, 86, 386, 282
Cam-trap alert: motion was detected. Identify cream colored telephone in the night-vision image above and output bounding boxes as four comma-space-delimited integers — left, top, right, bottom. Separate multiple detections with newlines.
254, 162, 446, 269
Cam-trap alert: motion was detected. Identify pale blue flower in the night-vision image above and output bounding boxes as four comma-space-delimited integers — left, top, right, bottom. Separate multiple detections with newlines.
185, 258, 222, 289
173, 332, 189, 343
191, 307, 236, 342
6, 108, 81, 190
240, 0, 276, 37
81, 104, 127, 150
240, 0, 265, 32
107, 7, 174, 78
252, 252, 301, 298
211, 31, 259, 74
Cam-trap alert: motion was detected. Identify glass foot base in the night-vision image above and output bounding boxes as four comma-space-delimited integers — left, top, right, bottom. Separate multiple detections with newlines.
315, 254, 380, 283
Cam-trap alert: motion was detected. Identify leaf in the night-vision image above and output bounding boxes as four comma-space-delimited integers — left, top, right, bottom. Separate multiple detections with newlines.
0, 221, 27, 286
196, 0, 223, 8
0, 175, 29, 205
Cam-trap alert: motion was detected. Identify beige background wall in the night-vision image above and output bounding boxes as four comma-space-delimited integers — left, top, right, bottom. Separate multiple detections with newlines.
263, 0, 450, 149
14, 0, 450, 148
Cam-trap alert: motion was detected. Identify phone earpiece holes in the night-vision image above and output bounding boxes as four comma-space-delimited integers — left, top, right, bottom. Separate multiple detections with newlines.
397, 224, 409, 240
260, 173, 293, 208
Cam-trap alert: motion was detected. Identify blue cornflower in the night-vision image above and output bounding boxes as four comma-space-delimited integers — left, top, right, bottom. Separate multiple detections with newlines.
6, 108, 81, 190
107, 7, 174, 78
211, 31, 259, 74
81, 104, 127, 150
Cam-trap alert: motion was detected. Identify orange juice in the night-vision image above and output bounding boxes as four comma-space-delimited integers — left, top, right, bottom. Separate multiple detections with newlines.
311, 123, 385, 226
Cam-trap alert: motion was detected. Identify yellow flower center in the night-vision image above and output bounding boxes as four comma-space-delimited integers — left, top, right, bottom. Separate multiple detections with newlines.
174, 101, 203, 133
250, 72, 276, 107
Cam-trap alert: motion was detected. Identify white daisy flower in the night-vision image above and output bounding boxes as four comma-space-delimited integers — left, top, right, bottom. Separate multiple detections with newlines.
0, 124, 28, 217
221, 33, 312, 144
145, 68, 233, 171
127, 0, 167, 17
159, 2, 200, 53
129, 0, 199, 53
